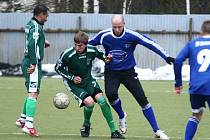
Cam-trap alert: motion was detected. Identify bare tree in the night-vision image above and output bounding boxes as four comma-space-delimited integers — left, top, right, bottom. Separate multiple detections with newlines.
94, 0, 99, 13
123, 0, 132, 14
83, 0, 89, 13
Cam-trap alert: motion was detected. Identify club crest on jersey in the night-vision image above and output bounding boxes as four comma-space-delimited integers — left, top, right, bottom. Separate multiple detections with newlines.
33, 32, 39, 40
87, 58, 91, 65
125, 43, 131, 48
30, 82, 37, 88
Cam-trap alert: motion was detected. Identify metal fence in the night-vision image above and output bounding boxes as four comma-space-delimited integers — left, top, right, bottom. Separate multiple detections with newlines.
0, 13, 209, 69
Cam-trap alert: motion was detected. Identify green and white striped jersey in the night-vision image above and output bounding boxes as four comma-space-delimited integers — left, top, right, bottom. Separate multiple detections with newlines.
55, 45, 105, 84
24, 18, 45, 64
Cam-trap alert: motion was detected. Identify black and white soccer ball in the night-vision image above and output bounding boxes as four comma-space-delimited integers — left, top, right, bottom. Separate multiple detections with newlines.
53, 92, 70, 109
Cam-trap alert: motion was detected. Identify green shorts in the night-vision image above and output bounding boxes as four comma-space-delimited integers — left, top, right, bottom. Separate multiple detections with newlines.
63, 78, 102, 106
21, 58, 42, 93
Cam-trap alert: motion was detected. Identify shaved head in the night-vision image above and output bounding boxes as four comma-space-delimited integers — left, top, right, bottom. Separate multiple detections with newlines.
111, 15, 125, 36
112, 15, 125, 24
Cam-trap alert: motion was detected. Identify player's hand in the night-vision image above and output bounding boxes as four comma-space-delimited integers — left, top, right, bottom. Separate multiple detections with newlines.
73, 76, 82, 84
174, 86, 182, 95
27, 64, 36, 74
105, 54, 112, 63
166, 57, 175, 65
45, 40, 50, 48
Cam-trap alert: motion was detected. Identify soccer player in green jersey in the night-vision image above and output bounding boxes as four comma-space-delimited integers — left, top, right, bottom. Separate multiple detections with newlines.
55, 31, 124, 139
15, 4, 49, 137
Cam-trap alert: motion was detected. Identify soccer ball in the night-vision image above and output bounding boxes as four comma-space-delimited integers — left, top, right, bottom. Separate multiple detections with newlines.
53, 92, 69, 109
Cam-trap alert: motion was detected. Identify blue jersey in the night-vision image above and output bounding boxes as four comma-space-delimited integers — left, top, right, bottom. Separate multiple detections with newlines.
89, 28, 169, 71
174, 36, 210, 95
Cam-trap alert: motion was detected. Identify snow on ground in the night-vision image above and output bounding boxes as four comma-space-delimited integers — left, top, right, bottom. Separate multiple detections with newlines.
0, 60, 190, 81
41, 61, 190, 81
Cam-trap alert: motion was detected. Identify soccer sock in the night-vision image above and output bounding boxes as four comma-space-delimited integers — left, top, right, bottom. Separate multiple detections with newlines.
185, 117, 199, 140
83, 105, 94, 126
142, 103, 159, 132
25, 116, 34, 128
22, 97, 27, 115
110, 98, 125, 119
19, 113, 26, 123
25, 97, 37, 128
97, 96, 116, 133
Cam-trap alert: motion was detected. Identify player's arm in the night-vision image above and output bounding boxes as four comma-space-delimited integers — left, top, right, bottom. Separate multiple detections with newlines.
93, 46, 112, 63
88, 29, 110, 46
26, 27, 40, 74
54, 53, 75, 81
27, 28, 39, 65
45, 40, 50, 48
135, 33, 174, 64
174, 43, 190, 94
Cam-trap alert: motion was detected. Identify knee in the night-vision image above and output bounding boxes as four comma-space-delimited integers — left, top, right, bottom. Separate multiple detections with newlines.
138, 97, 149, 107
97, 96, 107, 106
28, 92, 38, 99
106, 93, 118, 103
83, 96, 95, 106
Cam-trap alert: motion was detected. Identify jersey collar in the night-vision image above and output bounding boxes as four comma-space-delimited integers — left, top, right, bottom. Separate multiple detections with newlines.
111, 27, 126, 38
32, 17, 44, 25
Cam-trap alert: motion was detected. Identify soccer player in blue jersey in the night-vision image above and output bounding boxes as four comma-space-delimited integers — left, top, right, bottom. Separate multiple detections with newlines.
89, 15, 174, 139
174, 20, 210, 140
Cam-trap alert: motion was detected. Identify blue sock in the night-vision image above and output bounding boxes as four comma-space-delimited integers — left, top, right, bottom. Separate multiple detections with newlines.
185, 117, 199, 140
142, 104, 159, 132
110, 98, 125, 119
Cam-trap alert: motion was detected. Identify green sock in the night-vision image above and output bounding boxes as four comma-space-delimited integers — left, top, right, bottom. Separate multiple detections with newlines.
83, 105, 94, 126
97, 96, 116, 133
22, 97, 27, 114
26, 97, 37, 117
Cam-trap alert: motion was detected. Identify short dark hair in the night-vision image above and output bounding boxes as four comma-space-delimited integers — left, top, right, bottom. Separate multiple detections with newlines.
201, 20, 210, 34
33, 4, 49, 16
74, 31, 89, 45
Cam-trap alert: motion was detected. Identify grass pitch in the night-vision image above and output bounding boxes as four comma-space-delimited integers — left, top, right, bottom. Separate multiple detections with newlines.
0, 77, 209, 140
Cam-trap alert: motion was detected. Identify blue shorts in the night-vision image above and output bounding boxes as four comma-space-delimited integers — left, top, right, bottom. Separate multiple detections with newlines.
190, 94, 210, 113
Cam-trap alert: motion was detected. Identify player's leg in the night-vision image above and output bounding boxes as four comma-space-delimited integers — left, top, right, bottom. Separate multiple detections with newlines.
95, 92, 124, 139
86, 79, 124, 139
104, 70, 126, 133
16, 59, 29, 128
22, 62, 41, 137
63, 80, 93, 137
83, 104, 94, 127
95, 92, 116, 132
82, 96, 95, 137
16, 97, 27, 128
121, 69, 168, 139
185, 94, 205, 140
87, 80, 117, 132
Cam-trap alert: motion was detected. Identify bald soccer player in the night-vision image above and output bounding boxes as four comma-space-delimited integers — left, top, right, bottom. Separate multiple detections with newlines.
88, 15, 174, 140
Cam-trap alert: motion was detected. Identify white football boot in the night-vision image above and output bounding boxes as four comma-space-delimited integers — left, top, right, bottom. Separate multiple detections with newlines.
15, 118, 25, 128
154, 130, 169, 140
119, 112, 127, 134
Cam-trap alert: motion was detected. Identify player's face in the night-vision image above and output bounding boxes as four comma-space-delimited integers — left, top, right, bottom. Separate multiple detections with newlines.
74, 42, 86, 54
112, 21, 124, 36
39, 12, 49, 24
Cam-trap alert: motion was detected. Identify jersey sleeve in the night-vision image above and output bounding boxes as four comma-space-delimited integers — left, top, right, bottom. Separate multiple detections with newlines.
28, 28, 39, 64
135, 33, 169, 60
95, 47, 106, 61
174, 43, 190, 87
54, 53, 75, 81
88, 31, 105, 46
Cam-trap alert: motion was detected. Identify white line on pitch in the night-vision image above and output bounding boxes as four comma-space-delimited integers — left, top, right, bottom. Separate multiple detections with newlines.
0, 132, 209, 140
